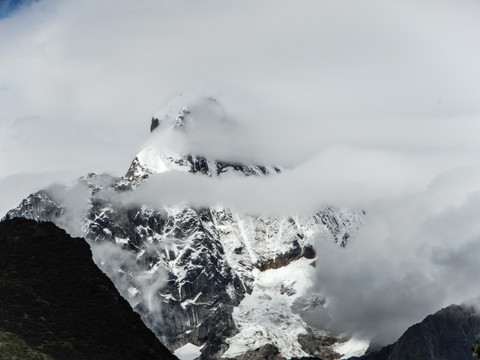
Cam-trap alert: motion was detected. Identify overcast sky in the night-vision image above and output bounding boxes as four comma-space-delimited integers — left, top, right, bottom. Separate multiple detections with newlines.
2, 0, 480, 346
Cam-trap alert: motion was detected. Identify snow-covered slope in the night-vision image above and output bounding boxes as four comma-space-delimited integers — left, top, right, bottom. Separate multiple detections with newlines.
5, 96, 366, 359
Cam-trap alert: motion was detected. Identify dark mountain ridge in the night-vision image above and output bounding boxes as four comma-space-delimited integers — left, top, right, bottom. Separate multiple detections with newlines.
350, 304, 480, 360
0, 217, 177, 360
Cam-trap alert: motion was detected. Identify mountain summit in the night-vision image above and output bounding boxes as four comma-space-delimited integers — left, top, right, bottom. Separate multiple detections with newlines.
5, 96, 365, 359
126, 96, 281, 180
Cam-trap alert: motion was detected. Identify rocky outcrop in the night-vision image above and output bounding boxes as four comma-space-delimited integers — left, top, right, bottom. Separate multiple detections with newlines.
350, 304, 480, 360
223, 344, 285, 360
298, 333, 340, 360
5, 190, 63, 222
151, 117, 160, 132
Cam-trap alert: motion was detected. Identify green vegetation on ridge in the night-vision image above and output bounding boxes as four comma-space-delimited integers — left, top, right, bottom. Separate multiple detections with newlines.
0, 329, 54, 360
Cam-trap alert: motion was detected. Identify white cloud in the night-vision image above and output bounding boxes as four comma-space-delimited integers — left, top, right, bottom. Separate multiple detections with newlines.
2, 0, 480, 178
2, 0, 480, 347
311, 167, 480, 344
0, 170, 83, 217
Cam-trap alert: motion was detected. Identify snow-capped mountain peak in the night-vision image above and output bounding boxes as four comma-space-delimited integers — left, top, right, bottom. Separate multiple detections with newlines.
150, 95, 230, 133
126, 95, 280, 181
5, 97, 367, 359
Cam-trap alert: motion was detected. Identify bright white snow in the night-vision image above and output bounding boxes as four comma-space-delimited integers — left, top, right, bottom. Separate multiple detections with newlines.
174, 343, 203, 360
222, 258, 316, 359
136, 147, 170, 174
336, 337, 370, 359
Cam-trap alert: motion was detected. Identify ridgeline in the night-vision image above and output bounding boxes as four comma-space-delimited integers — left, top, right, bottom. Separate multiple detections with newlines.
0, 217, 177, 360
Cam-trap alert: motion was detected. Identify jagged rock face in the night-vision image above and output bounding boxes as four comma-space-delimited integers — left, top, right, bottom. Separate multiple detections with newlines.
79, 174, 362, 358
125, 150, 281, 180
351, 304, 480, 360
85, 195, 247, 357
6, 190, 63, 222
4, 97, 366, 360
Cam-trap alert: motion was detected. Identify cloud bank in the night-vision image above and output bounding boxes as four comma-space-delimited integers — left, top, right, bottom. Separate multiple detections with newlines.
2, 0, 480, 176
312, 167, 480, 344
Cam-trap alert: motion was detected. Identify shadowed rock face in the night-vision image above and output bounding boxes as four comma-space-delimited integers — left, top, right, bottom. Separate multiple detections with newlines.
0, 217, 177, 360
350, 304, 480, 360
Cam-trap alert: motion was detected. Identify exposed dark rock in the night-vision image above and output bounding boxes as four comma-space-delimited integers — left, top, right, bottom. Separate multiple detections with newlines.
0, 218, 177, 360
83, 198, 246, 358
215, 160, 279, 177
151, 117, 160, 132
302, 244, 316, 259
255, 239, 303, 271
298, 333, 340, 360
125, 156, 149, 179
223, 344, 285, 360
350, 304, 480, 360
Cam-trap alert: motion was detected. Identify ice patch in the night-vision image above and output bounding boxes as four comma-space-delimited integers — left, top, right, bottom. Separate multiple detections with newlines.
335, 337, 369, 359
174, 343, 203, 360
127, 286, 139, 298
222, 258, 316, 359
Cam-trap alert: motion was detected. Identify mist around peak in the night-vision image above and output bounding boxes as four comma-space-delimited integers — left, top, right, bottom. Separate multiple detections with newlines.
142, 94, 255, 166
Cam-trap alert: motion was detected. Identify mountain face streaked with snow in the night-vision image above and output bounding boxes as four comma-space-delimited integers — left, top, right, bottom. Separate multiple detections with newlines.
5, 96, 366, 359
